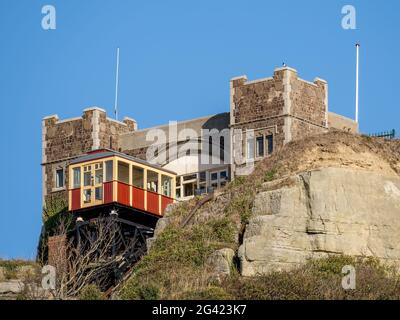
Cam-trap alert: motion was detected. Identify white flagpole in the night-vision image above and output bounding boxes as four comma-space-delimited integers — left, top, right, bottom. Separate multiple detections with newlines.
114, 47, 120, 120
355, 43, 360, 123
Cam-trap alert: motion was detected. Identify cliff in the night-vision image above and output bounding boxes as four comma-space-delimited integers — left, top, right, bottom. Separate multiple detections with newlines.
118, 131, 400, 299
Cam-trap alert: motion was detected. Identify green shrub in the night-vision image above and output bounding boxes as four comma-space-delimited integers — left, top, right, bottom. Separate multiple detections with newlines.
79, 284, 105, 300
206, 217, 236, 244
179, 286, 233, 300
264, 169, 277, 182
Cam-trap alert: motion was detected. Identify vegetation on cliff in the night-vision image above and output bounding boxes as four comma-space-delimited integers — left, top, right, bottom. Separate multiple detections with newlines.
118, 131, 400, 300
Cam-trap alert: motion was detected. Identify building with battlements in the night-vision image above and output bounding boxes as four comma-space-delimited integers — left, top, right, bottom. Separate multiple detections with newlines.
42, 66, 357, 206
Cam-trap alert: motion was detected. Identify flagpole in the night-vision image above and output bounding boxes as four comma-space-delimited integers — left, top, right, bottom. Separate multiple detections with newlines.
355, 43, 360, 123
114, 47, 120, 120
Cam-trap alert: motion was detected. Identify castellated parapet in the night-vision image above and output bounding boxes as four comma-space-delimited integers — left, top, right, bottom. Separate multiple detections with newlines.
41, 107, 137, 204
41, 66, 358, 205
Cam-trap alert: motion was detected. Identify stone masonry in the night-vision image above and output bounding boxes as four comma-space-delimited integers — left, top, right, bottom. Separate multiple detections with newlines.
42, 107, 137, 205
230, 67, 330, 175
42, 66, 358, 206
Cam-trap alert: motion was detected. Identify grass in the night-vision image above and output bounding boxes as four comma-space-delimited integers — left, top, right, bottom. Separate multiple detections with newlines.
118, 252, 400, 300
223, 256, 400, 300
118, 215, 238, 300
264, 168, 277, 182
0, 259, 38, 280
79, 284, 106, 300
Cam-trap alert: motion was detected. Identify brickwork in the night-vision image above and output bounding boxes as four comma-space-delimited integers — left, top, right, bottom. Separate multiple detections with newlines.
47, 235, 67, 269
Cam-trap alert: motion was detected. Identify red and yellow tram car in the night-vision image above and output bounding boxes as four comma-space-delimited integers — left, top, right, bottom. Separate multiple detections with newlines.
68, 149, 176, 217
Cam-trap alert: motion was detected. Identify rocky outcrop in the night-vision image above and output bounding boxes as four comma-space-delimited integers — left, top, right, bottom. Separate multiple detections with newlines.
238, 167, 400, 276
206, 248, 235, 281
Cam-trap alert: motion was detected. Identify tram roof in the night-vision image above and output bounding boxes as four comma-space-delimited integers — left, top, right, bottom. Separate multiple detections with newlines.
70, 149, 176, 175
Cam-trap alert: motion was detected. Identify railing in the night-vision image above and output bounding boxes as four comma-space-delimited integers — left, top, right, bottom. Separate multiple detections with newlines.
368, 129, 396, 140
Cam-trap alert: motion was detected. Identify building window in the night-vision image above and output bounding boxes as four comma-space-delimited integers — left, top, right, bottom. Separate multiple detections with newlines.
256, 136, 265, 158
220, 170, 228, 180
183, 174, 197, 181
176, 187, 181, 198
220, 136, 225, 163
73, 168, 81, 189
199, 171, 206, 182
184, 183, 195, 197
55, 168, 64, 188
209, 136, 213, 163
266, 135, 274, 155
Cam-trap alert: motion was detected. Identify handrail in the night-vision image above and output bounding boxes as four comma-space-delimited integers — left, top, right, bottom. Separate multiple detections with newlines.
180, 192, 214, 228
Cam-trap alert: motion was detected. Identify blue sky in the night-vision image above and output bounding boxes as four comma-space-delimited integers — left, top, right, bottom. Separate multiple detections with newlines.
0, 0, 399, 259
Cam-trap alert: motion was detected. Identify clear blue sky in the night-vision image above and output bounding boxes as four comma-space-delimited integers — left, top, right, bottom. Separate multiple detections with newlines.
0, 0, 399, 259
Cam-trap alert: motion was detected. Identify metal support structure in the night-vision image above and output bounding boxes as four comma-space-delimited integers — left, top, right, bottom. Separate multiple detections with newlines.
69, 212, 153, 291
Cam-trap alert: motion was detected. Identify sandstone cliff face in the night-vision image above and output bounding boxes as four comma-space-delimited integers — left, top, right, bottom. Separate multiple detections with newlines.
238, 167, 400, 276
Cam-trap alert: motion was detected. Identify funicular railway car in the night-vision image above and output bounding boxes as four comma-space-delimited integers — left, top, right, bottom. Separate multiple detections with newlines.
64, 149, 177, 289
68, 149, 176, 227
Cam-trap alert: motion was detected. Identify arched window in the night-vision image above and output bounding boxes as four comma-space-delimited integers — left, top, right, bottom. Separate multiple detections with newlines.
208, 136, 213, 163
220, 136, 225, 163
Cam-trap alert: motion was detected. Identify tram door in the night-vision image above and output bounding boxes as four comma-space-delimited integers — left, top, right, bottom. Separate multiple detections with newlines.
82, 162, 104, 207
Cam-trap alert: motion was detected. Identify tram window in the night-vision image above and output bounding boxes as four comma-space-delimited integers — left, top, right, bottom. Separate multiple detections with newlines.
118, 161, 129, 184
105, 160, 113, 182
132, 166, 144, 189
83, 189, 91, 203
73, 168, 81, 188
83, 170, 91, 187
95, 164, 103, 184
147, 170, 158, 193
162, 175, 172, 197
55, 168, 64, 188
95, 187, 103, 200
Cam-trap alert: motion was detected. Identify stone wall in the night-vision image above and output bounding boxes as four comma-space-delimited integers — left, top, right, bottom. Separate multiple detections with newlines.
47, 235, 67, 269
230, 76, 284, 125
290, 77, 327, 127
328, 112, 358, 133
290, 118, 327, 141
230, 67, 329, 176
42, 107, 135, 205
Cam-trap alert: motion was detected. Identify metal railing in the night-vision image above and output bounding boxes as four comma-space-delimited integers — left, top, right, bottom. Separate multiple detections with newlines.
368, 129, 396, 140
